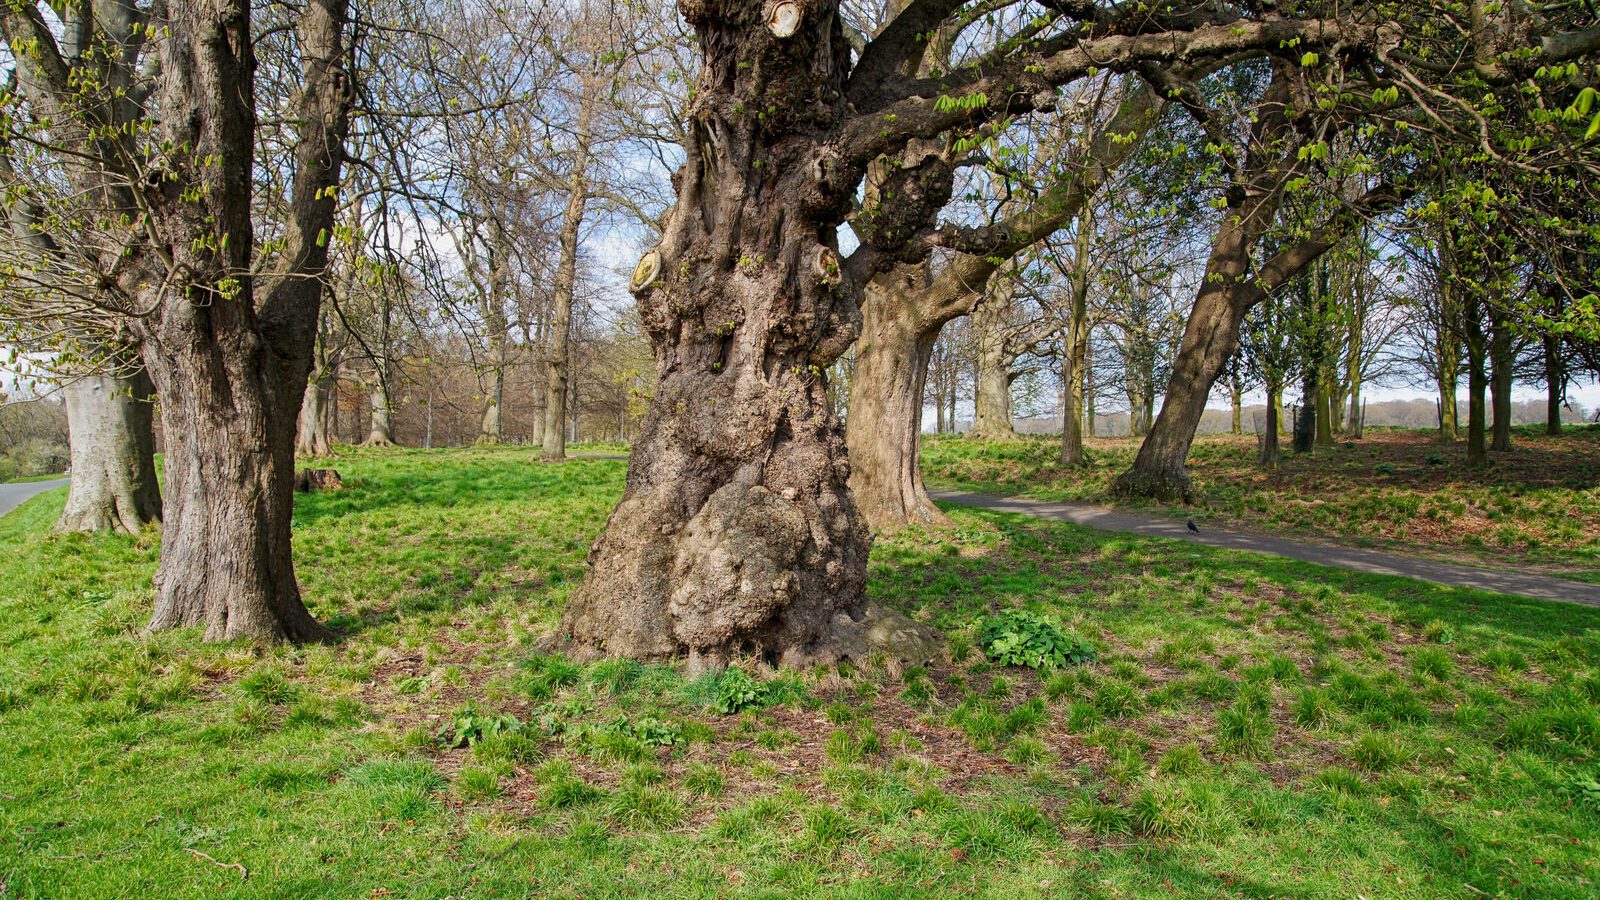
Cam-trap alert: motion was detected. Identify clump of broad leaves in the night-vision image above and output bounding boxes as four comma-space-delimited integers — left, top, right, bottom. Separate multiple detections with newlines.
978, 610, 1097, 670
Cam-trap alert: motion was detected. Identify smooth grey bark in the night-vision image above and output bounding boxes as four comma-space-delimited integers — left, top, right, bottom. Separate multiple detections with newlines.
56, 365, 162, 534
296, 374, 333, 456
846, 264, 946, 528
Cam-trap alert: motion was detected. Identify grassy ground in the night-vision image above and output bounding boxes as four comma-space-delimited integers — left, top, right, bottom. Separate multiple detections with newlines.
2, 445, 1599, 897
3, 472, 69, 484
922, 426, 1600, 582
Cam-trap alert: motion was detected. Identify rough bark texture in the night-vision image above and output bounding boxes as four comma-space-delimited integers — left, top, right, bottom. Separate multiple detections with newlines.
56, 366, 162, 535
554, 2, 889, 670
847, 265, 946, 528
137, 0, 350, 643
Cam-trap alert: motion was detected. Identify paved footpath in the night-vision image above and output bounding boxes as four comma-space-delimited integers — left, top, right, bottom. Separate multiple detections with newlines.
932, 490, 1600, 608
0, 478, 68, 519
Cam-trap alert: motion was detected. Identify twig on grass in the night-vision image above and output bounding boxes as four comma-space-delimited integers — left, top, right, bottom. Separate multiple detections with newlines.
184, 848, 248, 880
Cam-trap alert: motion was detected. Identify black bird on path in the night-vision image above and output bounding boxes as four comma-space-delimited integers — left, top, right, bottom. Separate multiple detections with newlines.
1186, 519, 1200, 534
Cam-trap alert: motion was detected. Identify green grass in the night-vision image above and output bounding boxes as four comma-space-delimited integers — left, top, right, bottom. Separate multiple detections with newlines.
3, 472, 69, 484
921, 427, 1600, 581
3, 445, 1600, 896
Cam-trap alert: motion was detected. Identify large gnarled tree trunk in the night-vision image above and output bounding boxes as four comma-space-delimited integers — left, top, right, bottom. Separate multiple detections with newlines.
556, 2, 878, 670
57, 360, 162, 535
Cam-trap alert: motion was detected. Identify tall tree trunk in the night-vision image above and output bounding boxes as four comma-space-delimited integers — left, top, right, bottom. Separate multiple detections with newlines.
365, 378, 394, 446
1128, 375, 1153, 437
479, 363, 503, 444
847, 266, 945, 527
1085, 340, 1097, 438
1465, 315, 1489, 467
1437, 333, 1460, 441
556, 5, 891, 670
1489, 313, 1513, 452
1259, 379, 1282, 469
1315, 380, 1335, 446
1347, 366, 1363, 439
1544, 332, 1564, 435
1229, 371, 1243, 435
1112, 73, 1299, 502
139, 0, 348, 643
540, 85, 597, 462
296, 373, 333, 456
1061, 206, 1093, 466
57, 363, 162, 535
1293, 373, 1318, 453
968, 284, 1018, 441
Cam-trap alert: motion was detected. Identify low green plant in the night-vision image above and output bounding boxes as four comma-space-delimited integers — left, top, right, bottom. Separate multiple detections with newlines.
440, 703, 522, 748
977, 610, 1096, 669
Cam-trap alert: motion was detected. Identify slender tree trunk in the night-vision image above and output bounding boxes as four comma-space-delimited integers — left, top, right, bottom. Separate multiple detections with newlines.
540, 87, 597, 462
1272, 388, 1285, 435
1437, 335, 1460, 442
57, 364, 162, 535
1085, 340, 1097, 438
934, 388, 946, 433
1230, 372, 1243, 435
1259, 380, 1282, 469
1347, 368, 1363, 439
1489, 313, 1513, 452
1465, 316, 1489, 467
1544, 333, 1564, 435
1293, 372, 1318, 453
847, 266, 945, 528
1061, 210, 1092, 466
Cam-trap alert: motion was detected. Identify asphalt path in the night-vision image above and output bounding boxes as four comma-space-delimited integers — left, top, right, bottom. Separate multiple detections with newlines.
932, 490, 1600, 608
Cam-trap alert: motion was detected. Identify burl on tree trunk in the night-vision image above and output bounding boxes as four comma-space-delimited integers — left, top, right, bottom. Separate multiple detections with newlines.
554, 1, 940, 671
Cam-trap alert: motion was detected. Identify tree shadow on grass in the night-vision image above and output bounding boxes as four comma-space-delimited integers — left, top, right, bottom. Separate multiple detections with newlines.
873, 505, 1600, 652
289, 452, 625, 528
